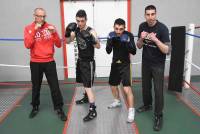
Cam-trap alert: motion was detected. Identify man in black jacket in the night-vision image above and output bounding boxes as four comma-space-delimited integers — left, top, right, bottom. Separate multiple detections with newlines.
106, 18, 136, 123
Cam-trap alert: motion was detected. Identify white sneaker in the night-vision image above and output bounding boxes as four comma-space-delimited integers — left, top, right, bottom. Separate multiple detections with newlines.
127, 108, 135, 123
108, 100, 122, 109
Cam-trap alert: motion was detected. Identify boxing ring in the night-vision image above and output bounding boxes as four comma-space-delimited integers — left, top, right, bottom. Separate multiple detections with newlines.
0, 24, 200, 134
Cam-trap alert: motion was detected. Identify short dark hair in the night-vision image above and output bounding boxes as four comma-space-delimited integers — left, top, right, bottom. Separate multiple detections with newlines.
76, 9, 87, 19
114, 18, 126, 26
145, 5, 156, 13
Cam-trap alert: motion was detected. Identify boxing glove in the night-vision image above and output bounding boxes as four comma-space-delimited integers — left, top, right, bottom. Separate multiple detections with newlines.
65, 22, 77, 37
120, 33, 129, 42
108, 32, 121, 43
80, 30, 96, 45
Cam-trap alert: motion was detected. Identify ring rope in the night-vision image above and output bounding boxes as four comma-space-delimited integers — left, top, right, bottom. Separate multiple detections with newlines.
185, 59, 200, 71
0, 59, 170, 69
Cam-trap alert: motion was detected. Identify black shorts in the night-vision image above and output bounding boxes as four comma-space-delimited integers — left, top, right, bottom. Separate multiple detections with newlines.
76, 59, 95, 88
109, 63, 131, 86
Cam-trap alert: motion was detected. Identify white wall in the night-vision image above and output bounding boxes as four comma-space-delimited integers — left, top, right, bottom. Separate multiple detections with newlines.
64, 0, 128, 78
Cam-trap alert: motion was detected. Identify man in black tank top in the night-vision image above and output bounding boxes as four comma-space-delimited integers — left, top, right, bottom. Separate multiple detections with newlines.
136, 5, 170, 131
65, 9, 100, 122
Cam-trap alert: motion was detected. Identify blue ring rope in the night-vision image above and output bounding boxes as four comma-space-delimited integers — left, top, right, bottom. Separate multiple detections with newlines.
0, 33, 200, 42
186, 33, 200, 38
0, 38, 24, 41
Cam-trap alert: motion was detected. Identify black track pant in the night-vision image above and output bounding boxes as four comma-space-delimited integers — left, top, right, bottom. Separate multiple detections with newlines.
30, 61, 63, 110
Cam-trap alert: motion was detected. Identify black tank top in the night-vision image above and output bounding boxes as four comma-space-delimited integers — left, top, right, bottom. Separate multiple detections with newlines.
75, 27, 94, 61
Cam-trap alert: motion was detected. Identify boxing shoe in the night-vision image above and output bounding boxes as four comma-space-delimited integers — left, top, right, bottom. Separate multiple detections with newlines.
127, 108, 135, 123
83, 105, 97, 122
76, 93, 89, 104
108, 99, 122, 109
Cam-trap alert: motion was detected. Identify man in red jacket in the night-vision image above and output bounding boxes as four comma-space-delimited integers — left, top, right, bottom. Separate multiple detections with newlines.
24, 7, 67, 121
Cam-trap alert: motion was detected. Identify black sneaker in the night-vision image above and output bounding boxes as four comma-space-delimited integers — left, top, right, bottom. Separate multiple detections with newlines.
29, 106, 39, 118
136, 105, 152, 113
56, 108, 67, 121
76, 93, 89, 104
83, 106, 97, 122
153, 115, 163, 131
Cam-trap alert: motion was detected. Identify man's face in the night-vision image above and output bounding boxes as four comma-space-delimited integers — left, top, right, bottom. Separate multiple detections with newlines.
34, 9, 46, 24
76, 17, 87, 30
114, 24, 125, 36
145, 9, 157, 27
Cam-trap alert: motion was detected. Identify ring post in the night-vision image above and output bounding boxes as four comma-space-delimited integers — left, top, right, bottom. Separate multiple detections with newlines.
184, 24, 195, 88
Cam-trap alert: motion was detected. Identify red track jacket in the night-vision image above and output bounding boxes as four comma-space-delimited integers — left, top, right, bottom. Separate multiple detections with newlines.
24, 22, 61, 62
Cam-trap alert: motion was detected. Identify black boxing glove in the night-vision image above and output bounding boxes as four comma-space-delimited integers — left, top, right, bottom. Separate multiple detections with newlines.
80, 30, 96, 45
65, 22, 77, 37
